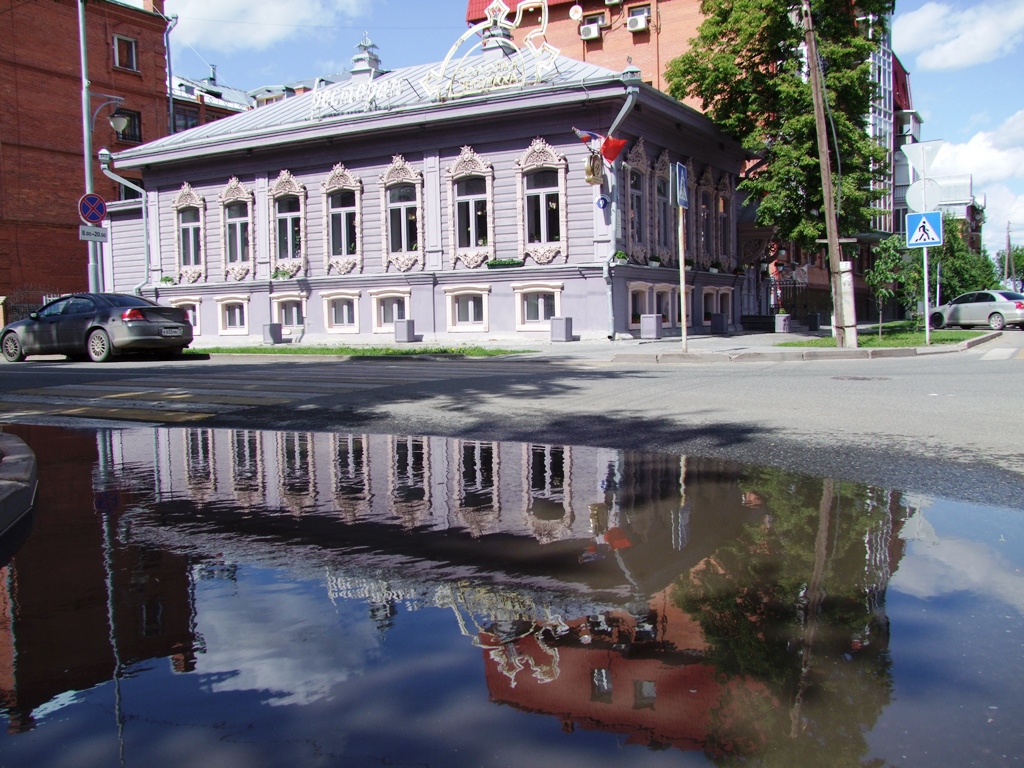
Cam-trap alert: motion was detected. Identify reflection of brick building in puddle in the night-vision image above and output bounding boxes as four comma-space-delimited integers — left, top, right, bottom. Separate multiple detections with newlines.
0, 426, 198, 733
480, 585, 768, 754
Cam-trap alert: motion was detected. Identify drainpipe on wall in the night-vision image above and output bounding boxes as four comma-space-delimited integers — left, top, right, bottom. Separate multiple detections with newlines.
98, 149, 150, 295
604, 65, 642, 339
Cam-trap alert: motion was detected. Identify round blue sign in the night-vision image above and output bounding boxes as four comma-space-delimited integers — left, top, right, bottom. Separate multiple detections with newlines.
596, 195, 610, 209
79, 193, 107, 224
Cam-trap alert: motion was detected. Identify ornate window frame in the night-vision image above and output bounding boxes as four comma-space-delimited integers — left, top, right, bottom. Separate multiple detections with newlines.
627, 281, 649, 329
215, 294, 250, 336
515, 138, 568, 265
269, 170, 307, 279
321, 163, 363, 275
220, 177, 254, 281
653, 282, 676, 326
168, 296, 202, 336
172, 182, 206, 284
369, 286, 412, 333
511, 280, 563, 331
442, 283, 491, 333
716, 173, 734, 267
379, 155, 424, 273
653, 150, 676, 265
271, 290, 308, 333
321, 289, 362, 334
624, 139, 651, 264
446, 146, 495, 269
697, 167, 715, 267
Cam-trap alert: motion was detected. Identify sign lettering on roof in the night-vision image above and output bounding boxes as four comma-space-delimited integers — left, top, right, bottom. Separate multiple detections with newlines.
422, 0, 560, 102
310, 79, 408, 120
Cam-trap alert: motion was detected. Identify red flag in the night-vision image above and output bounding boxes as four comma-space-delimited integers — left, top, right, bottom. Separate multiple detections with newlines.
601, 136, 627, 163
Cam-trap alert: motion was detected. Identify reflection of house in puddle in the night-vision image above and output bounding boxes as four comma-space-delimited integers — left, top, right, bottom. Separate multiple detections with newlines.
0, 426, 198, 734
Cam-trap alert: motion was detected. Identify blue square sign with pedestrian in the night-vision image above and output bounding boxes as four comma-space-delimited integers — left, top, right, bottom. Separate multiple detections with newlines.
906, 211, 943, 248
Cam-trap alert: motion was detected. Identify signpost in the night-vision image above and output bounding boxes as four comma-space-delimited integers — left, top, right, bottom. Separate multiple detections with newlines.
901, 140, 945, 346
674, 162, 689, 351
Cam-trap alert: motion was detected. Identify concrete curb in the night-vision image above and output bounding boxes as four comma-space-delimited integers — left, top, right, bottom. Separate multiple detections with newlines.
0, 433, 37, 537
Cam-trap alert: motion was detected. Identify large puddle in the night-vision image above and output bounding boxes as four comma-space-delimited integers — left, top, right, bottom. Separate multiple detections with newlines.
1, 424, 1022, 767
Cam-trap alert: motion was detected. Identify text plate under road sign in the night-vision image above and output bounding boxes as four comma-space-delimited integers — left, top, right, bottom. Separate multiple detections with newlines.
906, 211, 943, 248
79, 225, 108, 242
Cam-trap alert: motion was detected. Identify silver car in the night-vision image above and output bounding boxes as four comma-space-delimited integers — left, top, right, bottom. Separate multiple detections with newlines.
930, 290, 1024, 331
1, 293, 193, 362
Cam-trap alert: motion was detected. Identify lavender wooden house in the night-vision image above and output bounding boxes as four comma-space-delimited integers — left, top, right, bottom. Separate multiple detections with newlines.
104, 27, 749, 346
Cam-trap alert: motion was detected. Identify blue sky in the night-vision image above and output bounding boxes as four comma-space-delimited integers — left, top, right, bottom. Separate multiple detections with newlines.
147, 0, 1024, 257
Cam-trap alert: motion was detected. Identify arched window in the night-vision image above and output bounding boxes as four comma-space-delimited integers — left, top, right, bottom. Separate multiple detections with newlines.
172, 182, 205, 282
321, 163, 363, 275
515, 138, 568, 265
269, 170, 307, 279
219, 178, 254, 280
446, 147, 495, 268
379, 156, 424, 273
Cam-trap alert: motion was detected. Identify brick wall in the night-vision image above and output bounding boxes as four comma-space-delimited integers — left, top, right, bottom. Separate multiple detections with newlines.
0, 0, 168, 300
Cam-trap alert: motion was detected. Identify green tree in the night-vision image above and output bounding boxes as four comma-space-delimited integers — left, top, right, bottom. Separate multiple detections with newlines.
933, 216, 998, 305
994, 244, 1024, 292
665, 1, 894, 250
865, 235, 904, 337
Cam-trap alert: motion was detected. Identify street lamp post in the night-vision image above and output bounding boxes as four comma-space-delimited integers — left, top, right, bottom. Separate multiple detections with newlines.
78, 0, 128, 293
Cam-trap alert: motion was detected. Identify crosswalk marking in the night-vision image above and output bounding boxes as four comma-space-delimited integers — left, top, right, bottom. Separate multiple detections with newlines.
979, 348, 1024, 361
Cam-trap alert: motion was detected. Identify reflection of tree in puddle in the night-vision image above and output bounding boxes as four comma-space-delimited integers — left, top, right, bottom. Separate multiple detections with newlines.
674, 469, 914, 763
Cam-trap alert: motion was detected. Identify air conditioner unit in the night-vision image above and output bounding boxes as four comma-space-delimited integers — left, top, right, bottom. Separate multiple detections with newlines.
605, 0, 622, 5
579, 23, 601, 41
627, 14, 649, 32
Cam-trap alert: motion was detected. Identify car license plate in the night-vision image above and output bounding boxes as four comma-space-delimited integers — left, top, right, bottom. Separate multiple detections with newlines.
161, 327, 183, 337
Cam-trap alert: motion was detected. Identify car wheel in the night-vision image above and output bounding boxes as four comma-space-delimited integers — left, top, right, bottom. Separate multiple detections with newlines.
929, 312, 945, 330
988, 313, 1006, 331
86, 329, 113, 362
1, 332, 26, 362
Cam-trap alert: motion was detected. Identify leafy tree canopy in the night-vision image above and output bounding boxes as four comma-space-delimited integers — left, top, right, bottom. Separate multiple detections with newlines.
665, 0, 894, 250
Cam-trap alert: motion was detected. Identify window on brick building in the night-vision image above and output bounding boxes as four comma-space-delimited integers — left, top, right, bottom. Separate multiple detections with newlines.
174, 105, 200, 132
115, 109, 142, 143
113, 36, 138, 71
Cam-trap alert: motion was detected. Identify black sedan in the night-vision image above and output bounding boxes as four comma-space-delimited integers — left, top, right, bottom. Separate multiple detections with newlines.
1, 293, 193, 362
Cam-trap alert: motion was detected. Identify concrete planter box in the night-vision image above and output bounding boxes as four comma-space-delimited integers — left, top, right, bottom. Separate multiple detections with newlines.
640, 314, 663, 339
710, 313, 728, 334
263, 323, 283, 344
395, 319, 415, 343
774, 314, 791, 333
551, 316, 572, 342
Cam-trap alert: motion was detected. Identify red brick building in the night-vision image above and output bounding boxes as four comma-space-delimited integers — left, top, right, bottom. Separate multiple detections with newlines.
466, 0, 703, 98
0, 0, 170, 314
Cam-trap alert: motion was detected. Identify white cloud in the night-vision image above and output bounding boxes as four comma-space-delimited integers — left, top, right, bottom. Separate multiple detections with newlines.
929, 109, 1024, 184
893, 1, 1024, 71
166, 0, 368, 53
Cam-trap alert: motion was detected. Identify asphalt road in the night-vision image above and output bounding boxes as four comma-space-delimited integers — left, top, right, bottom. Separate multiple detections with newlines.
1, 331, 1022, 507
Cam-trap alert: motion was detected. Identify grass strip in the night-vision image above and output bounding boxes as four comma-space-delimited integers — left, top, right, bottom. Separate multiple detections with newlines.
778, 328, 981, 348
184, 345, 529, 357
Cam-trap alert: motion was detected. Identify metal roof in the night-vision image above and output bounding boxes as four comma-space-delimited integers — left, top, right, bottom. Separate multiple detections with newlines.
114, 48, 625, 166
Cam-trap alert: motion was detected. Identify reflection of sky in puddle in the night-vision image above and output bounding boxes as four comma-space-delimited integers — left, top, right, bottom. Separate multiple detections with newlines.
1, 423, 1023, 768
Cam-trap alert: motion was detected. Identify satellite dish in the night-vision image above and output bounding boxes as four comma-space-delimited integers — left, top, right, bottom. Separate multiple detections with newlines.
569, 5, 584, 22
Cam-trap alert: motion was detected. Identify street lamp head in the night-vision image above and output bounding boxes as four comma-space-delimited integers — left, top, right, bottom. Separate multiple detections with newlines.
108, 111, 129, 133
97, 148, 112, 168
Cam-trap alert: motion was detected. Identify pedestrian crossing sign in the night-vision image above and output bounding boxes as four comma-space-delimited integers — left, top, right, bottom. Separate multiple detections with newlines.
906, 211, 943, 248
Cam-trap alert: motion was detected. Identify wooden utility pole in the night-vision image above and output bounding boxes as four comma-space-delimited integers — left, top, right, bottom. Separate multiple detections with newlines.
801, 0, 857, 348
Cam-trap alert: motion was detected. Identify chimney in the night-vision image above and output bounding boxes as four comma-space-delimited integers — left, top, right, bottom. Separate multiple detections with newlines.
143, 1, 165, 15
349, 35, 382, 83
208, 64, 217, 85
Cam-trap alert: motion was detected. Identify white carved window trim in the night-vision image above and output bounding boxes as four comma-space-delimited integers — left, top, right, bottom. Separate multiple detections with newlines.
369, 286, 412, 333
515, 138, 568, 265
168, 296, 202, 336
220, 177, 255, 282
271, 290, 308, 333
653, 151, 676, 264
716, 173, 734, 267
446, 147, 495, 269
697, 167, 715, 268
627, 281, 649, 329
653, 283, 675, 326
172, 182, 206, 284
269, 170, 307, 279
511, 280, 563, 331
379, 155, 424, 273
442, 284, 491, 333
321, 163, 363, 275
624, 139, 651, 263
321, 289, 362, 334
215, 294, 250, 336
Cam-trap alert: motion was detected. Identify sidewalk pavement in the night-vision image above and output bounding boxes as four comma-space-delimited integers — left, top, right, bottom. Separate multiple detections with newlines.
502, 326, 1000, 365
